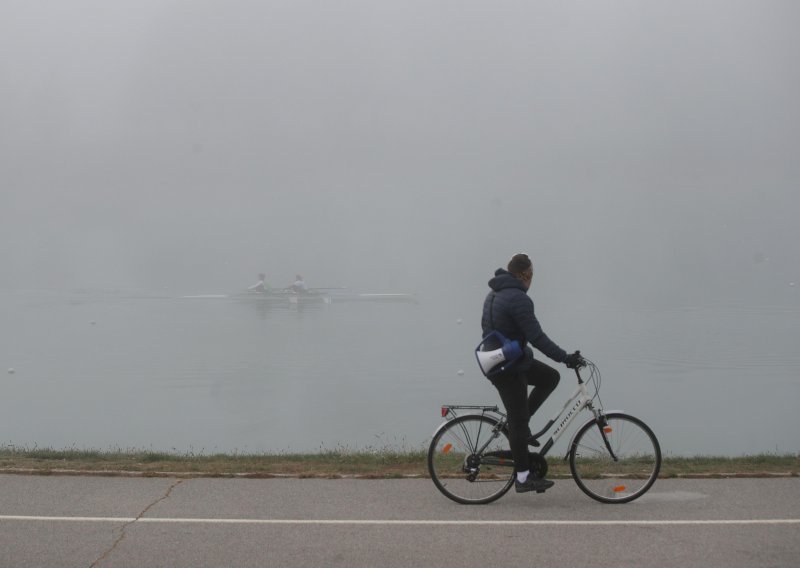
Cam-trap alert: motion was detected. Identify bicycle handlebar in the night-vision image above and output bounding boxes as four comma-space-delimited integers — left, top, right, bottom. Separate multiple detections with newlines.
567, 350, 588, 369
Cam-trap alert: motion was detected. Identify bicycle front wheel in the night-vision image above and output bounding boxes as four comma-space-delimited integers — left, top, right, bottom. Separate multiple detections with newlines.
428, 414, 515, 505
569, 412, 661, 504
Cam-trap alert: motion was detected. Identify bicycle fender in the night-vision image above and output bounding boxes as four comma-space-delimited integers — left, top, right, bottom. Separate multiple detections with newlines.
430, 420, 451, 439
562, 410, 625, 460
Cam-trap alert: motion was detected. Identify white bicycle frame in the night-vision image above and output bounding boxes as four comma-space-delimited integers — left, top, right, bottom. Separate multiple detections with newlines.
438, 369, 617, 460
532, 380, 600, 457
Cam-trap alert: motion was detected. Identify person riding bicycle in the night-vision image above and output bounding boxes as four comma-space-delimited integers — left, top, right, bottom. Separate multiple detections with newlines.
481, 253, 582, 493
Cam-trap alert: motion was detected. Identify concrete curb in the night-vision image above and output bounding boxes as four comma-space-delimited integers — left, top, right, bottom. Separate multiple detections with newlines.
0, 468, 796, 479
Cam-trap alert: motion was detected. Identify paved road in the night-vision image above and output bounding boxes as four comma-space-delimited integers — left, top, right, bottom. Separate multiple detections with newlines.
0, 474, 798, 567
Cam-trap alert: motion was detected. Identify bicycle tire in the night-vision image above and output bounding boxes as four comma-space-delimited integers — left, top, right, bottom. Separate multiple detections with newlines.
569, 412, 661, 504
428, 414, 515, 505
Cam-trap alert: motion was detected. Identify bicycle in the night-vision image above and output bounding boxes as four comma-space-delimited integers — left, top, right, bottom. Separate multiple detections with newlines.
428, 356, 661, 505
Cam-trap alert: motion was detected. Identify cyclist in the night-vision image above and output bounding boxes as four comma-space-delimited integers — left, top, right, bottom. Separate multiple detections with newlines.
481, 253, 581, 493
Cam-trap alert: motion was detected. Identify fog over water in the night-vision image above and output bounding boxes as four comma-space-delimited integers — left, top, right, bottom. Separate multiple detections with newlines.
1, 2, 798, 456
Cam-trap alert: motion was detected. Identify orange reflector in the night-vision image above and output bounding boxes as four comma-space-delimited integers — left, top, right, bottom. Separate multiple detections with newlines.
613, 485, 626, 493
603, 427, 613, 433
441, 407, 448, 417
442, 443, 453, 454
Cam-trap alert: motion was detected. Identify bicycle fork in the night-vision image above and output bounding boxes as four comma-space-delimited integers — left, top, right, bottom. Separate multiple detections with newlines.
562, 405, 619, 463
591, 407, 619, 462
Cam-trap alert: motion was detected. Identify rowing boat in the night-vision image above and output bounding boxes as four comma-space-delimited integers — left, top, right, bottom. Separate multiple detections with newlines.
181, 289, 417, 305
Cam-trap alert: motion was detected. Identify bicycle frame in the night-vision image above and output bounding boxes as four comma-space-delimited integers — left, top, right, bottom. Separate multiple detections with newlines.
439, 368, 610, 462
533, 379, 597, 457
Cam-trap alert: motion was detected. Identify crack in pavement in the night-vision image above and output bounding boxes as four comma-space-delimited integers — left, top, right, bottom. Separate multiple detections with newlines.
89, 478, 185, 567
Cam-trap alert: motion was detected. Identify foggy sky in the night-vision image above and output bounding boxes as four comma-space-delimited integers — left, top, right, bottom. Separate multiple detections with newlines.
2, 1, 798, 305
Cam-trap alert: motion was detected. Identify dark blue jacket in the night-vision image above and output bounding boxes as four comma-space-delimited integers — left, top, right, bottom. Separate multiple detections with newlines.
481, 269, 567, 366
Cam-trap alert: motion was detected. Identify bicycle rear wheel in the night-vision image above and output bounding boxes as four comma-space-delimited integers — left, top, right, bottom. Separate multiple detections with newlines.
569, 412, 661, 504
428, 414, 515, 505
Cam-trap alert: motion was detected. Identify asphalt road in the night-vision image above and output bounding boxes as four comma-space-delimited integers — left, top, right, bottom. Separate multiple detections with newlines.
0, 475, 798, 567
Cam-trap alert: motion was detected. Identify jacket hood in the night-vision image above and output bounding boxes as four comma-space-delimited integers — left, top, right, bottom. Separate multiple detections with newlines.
488, 268, 527, 293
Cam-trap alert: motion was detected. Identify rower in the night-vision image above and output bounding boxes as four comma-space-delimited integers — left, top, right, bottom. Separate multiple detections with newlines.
291, 274, 308, 294
248, 273, 270, 293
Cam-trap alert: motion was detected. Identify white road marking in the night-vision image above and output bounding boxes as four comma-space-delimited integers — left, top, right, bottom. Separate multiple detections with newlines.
1, 516, 799, 526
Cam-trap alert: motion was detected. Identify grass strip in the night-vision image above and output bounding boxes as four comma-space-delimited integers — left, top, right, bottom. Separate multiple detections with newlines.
0, 446, 797, 478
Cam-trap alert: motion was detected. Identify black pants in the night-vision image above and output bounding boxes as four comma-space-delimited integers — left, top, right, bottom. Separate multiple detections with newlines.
489, 359, 560, 473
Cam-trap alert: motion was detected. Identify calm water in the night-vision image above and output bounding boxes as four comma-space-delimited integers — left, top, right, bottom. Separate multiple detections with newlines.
1, 288, 799, 457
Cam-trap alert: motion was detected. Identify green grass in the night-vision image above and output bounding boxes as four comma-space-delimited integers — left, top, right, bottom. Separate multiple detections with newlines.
0, 444, 430, 478
658, 454, 799, 477
0, 444, 796, 478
